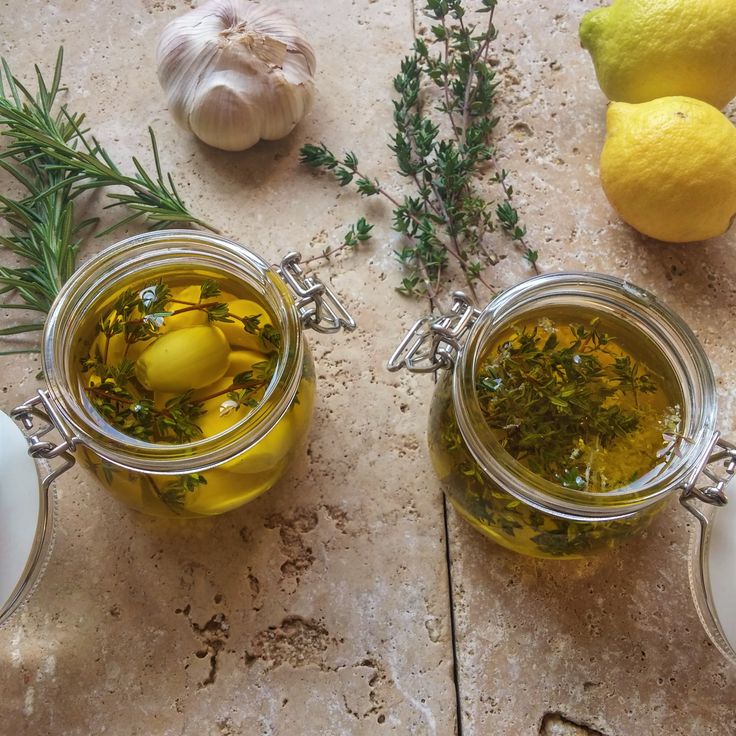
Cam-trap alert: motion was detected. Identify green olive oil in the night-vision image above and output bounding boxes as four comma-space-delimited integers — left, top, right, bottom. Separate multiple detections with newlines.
73, 270, 313, 517
429, 308, 683, 558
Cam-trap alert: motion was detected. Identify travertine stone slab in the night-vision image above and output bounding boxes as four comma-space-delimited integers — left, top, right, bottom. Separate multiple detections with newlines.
2, 0, 736, 734
446, 2, 736, 735
0, 1, 456, 734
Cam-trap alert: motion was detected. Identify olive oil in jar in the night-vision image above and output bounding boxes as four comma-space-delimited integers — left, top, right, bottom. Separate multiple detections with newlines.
476, 312, 681, 492
72, 271, 314, 517
429, 308, 683, 558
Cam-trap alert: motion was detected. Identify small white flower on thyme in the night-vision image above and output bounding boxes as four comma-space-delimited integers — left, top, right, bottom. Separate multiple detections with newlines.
219, 399, 239, 417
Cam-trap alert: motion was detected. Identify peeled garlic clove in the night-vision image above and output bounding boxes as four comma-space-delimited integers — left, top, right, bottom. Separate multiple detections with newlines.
92, 325, 148, 366
160, 285, 209, 332
135, 325, 230, 392
153, 391, 177, 411
218, 298, 272, 350
184, 467, 279, 515
227, 348, 268, 376
288, 379, 316, 438
197, 389, 248, 437
191, 375, 235, 403
224, 413, 295, 474
156, 0, 316, 151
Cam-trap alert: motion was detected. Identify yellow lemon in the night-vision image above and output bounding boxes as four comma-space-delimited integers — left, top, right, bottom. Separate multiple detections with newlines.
580, 0, 736, 108
600, 96, 736, 243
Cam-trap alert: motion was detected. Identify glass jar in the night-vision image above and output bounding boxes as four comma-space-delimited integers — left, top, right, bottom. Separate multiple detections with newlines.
1, 229, 355, 623
389, 273, 735, 560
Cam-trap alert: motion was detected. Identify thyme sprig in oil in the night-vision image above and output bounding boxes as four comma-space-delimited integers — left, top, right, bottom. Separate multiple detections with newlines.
476, 317, 679, 492
80, 277, 280, 443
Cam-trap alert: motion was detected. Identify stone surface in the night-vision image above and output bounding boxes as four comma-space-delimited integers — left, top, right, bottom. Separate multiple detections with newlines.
0, 1, 454, 735
447, 2, 736, 736
1, 1, 736, 735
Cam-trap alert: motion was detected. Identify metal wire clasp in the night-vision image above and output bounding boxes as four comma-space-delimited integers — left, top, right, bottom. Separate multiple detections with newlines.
276, 252, 357, 334
11, 390, 78, 491
680, 433, 736, 527
387, 291, 480, 374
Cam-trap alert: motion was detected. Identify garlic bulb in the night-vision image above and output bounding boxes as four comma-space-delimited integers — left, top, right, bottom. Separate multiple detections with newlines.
156, 0, 316, 151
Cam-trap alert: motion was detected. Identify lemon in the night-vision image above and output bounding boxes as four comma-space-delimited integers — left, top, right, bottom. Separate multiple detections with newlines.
580, 0, 736, 109
600, 96, 736, 243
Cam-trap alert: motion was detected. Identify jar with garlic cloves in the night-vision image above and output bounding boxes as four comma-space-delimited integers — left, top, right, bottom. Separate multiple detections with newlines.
0, 230, 355, 625
389, 273, 736, 664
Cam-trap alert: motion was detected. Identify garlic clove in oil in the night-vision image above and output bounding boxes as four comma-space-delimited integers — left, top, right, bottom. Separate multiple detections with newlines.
156, 0, 316, 151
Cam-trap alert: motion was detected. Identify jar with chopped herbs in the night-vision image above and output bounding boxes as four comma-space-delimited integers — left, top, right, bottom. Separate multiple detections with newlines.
14, 230, 354, 518
389, 273, 722, 558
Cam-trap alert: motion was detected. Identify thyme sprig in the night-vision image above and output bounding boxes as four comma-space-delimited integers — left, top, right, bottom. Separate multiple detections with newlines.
476, 319, 661, 491
300, 0, 538, 308
81, 277, 280, 443
84, 368, 273, 444
0, 49, 214, 351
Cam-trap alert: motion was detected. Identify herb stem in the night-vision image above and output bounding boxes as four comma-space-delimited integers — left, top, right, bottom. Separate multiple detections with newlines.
300, 0, 536, 304
440, 14, 462, 145
193, 379, 267, 405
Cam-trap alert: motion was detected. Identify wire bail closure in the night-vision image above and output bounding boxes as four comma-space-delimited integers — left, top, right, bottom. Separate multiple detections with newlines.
276, 252, 357, 334
680, 433, 735, 528
11, 391, 78, 491
387, 291, 480, 374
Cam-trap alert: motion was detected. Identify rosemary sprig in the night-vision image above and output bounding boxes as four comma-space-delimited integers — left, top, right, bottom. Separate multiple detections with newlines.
300, 0, 538, 308
0, 49, 215, 233
0, 48, 214, 351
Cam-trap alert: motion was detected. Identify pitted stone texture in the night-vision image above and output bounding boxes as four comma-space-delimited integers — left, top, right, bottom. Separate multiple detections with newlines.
0, 1, 455, 734
2, 0, 736, 734
541, 713, 607, 736
447, 3, 736, 735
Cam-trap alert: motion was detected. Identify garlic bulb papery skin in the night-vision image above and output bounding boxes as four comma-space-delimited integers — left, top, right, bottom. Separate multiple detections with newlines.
156, 0, 316, 151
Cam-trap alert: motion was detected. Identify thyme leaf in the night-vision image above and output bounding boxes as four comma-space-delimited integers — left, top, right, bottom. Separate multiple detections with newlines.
300, 0, 537, 308
476, 319, 665, 491
80, 277, 281, 443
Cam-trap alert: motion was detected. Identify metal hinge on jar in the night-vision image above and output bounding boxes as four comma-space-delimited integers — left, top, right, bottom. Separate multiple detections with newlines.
680, 432, 736, 526
387, 291, 480, 373
277, 252, 357, 334
11, 391, 78, 491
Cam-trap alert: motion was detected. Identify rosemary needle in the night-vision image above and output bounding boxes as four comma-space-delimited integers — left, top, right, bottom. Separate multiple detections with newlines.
0, 48, 216, 352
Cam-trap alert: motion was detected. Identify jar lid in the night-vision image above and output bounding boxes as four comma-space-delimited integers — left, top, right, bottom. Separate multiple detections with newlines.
0, 409, 51, 625
688, 492, 736, 664
707, 500, 736, 652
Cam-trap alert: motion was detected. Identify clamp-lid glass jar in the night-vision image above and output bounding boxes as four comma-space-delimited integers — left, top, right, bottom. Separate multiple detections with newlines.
389, 272, 736, 556
389, 271, 736, 662
0, 229, 355, 625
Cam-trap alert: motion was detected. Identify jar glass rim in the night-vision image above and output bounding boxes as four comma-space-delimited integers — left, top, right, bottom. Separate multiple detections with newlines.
453, 272, 718, 520
41, 230, 303, 474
